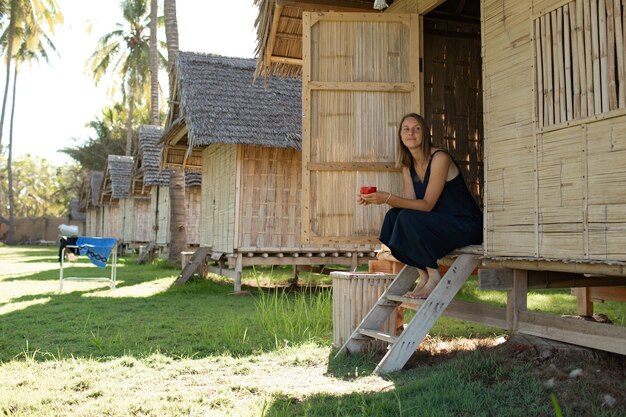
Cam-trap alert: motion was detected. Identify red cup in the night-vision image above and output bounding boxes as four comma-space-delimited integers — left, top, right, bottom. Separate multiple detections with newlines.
360, 186, 377, 194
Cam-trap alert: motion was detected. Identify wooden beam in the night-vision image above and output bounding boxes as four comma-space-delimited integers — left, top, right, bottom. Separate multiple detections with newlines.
518, 310, 626, 355
276, 0, 377, 11
309, 81, 414, 92
266, 3, 284, 68
479, 269, 626, 290
307, 162, 401, 172
269, 55, 303, 66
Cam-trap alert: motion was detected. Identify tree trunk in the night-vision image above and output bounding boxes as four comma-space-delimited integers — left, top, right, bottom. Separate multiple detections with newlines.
167, 166, 186, 265
125, 93, 135, 156
164, 0, 186, 266
164, 0, 179, 99
6, 66, 18, 244
0, 5, 16, 149
149, 0, 159, 125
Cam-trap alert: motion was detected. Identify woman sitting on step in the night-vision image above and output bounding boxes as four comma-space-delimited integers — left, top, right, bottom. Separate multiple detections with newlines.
358, 113, 483, 298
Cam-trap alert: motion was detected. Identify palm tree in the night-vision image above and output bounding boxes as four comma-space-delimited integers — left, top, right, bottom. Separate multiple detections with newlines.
87, 0, 164, 156
163, 0, 185, 266
0, 0, 61, 243
149, 0, 158, 125
0, 0, 62, 150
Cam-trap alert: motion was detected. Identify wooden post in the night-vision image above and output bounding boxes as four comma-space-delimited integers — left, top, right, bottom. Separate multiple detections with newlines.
234, 252, 243, 293
506, 269, 528, 332
574, 287, 593, 315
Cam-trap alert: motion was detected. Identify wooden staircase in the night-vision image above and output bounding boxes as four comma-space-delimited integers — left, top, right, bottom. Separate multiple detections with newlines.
175, 246, 212, 285
335, 254, 480, 374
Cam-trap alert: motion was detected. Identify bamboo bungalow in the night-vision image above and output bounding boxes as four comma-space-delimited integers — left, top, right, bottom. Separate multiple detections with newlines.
161, 52, 378, 290
98, 155, 134, 242
253, 0, 626, 355
77, 171, 103, 237
137, 125, 202, 250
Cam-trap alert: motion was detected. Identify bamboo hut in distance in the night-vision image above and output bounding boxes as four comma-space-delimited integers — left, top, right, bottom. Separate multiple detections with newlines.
161, 52, 377, 290
78, 171, 103, 237
253, 0, 626, 354
136, 125, 202, 251
98, 155, 134, 242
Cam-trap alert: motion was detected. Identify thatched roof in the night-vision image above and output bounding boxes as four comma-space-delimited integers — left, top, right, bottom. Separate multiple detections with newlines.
101, 155, 134, 203
138, 125, 202, 188
165, 52, 301, 150
138, 125, 170, 187
253, 0, 385, 78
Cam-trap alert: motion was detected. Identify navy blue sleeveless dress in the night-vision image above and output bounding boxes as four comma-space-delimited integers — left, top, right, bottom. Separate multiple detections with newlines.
379, 150, 483, 270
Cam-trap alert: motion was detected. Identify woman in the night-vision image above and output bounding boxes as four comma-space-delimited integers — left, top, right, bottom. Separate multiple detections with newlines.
358, 113, 483, 298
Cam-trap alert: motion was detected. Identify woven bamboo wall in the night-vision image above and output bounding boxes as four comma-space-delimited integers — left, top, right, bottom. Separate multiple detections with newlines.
133, 198, 152, 243
121, 198, 134, 243
201, 144, 236, 252
152, 186, 170, 245
238, 145, 302, 248
186, 187, 201, 245
483, 0, 535, 256
86, 209, 97, 237
101, 205, 121, 239
303, 12, 418, 246
95, 209, 102, 237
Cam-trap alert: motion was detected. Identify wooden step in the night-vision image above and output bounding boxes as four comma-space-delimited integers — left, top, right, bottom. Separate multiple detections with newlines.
359, 329, 398, 344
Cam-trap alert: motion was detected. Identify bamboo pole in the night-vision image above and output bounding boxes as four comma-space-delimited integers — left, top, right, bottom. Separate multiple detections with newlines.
578, 0, 589, 116
564, 5, 574, 120
552, 11, 562, 123
544, 13, 555, 125
614, 0, 625, 107
557, 8, 568, 121
591, 0, 602, 113
599, 0, 611, 111
535, 18, 545, 127
569, 1, 581, 118
584, 0, 595, 113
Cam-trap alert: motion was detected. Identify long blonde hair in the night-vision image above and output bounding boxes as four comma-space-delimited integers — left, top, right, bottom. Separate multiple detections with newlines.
396, 113, 432, 168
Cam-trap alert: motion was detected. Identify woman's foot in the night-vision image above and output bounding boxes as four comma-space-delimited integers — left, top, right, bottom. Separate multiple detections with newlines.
410, 268, 442, 299
403, 270, 428, 298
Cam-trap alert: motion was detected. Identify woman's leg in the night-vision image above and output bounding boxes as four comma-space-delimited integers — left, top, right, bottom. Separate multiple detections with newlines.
404, 268, 428, 298
411, 267, 442, 298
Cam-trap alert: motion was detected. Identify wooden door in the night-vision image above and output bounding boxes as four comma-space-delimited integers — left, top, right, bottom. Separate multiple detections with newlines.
301, 12, 421, 246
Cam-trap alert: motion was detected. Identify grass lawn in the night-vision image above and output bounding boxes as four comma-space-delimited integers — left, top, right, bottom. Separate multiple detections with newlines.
0, 245, 624, 416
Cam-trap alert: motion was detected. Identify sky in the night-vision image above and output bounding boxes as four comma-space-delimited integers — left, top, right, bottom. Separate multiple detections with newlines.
1, 0, 258, 166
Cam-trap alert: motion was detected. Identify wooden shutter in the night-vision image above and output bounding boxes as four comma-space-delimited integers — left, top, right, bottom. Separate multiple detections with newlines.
301, 12, 421, 246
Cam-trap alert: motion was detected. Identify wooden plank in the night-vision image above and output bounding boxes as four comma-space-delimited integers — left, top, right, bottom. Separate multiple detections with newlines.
375, 255, 479, 373
359, 328, 398, 344
309, 81, 414, 92
518, 309, 626, 355
552, 11, 562, 124
175, 246, 211, 285
307, 162, 401, 171
301, 12, 312, 245
586, 286, 626, 301
479, 268, 626, 289
506, 269, 528, 331
388, 295, 509, 329
544, 13, 555, 125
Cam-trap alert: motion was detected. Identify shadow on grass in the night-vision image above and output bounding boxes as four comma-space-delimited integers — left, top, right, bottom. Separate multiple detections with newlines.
263, 345, 558, 417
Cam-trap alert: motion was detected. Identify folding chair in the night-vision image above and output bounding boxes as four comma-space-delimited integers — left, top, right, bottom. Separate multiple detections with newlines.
59, 237, 118, 291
